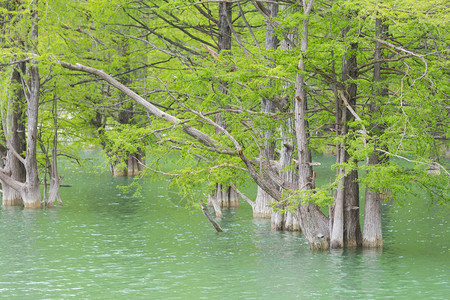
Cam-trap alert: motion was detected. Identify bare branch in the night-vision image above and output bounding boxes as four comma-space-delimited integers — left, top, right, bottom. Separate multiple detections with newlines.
375, 149, 450, 176
231, 184, 255, 207
58, 61, 216, 148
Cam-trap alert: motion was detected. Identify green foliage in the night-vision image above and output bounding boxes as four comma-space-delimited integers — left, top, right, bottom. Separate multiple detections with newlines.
1, 0, 447, 210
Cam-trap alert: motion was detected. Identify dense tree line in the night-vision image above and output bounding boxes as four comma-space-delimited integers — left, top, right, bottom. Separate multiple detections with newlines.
0, 0, 448, 250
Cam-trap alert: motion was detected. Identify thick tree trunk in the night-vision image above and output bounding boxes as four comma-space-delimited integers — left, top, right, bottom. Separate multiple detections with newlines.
254, 98, 276, 217
343, 163, 362, 248
0, 1, 42, 208
342, 41, 362, 248
363, 18, 389, 248
218, 2, 232, 53
126, 149, 146, 176
271, 96, 299, 230
363, 154, 383, 247
21, 1, 42, 208
330, 28, 362, 248
271, 12, 299, 231
208, 184, 239, 213
1, 65, 26, 206
22, 64, 42, 208
294, 0, 330, 249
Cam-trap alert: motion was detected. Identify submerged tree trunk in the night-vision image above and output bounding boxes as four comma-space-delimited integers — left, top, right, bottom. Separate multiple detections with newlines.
1, 65, 26, 206
110, 39, 147, 177
21, 1, 42, 208
330, 147, 345, 248
0, 0, 42, 208
363, 18, 389, 248
330, 26, 362, 248
342, 40, 362, 248
254, 3, 278, 218
294, 0, 330, 249
363, 153, 383, 247
208, 2, 239, 215
46, 92, 63, 208
271, 20, 299, 230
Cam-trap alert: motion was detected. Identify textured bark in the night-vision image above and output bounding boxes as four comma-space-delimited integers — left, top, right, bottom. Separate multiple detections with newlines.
22, 63, 42, 207
254, 3, 278, 218
1, 65, 26, 206
254, 186, 273, 218
46, 94, 63, 208
20, 1, 42, 208
208, 2, 239, 213
330, 168, 345, 248
343, 165, 362, 248
254, 98, 277, 217
271, 102, 299, 230
207, 192, 222, 217
127, 148, 146, 176
218, 2, 232, 53
363, 154, 383, 247
271, 12, 299, 231
331, 28, 362, 248
363, 18, 389, 248
294, 0, 330, 249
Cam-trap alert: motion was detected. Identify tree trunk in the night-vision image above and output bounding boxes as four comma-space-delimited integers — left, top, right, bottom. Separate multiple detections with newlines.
218, 2, 232, 53
343, 163, 362, 248
271, 91, 299, 230
46, 92, 63, 208
126, 148, 146, 176
363, 153, 383, 247
1, 65, 26, 206
22, 65, 42, 208
294, 0, 330, 249
271, 10, 299, 231
363, 18, 389, 248
208, 2, 239, 214
330, 28, 362, 248
110, 40, 147, 177
254, 3, 279, 219
110, 148, 146, 177
21, 1, 42, 208
330, 157, 345, 248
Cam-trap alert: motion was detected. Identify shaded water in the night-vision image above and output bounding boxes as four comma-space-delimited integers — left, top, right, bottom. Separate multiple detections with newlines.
0, 160, 448, 299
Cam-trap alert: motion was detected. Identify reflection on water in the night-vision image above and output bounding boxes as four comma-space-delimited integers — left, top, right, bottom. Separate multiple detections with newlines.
0, 164, 448, 299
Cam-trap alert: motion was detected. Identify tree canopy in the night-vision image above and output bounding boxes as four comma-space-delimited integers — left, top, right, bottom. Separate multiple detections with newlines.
0, 0, 448, 249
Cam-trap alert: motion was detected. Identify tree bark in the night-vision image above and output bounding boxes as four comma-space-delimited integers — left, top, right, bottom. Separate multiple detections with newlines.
209, 2, 239, 215
271, 8, 299, 231
20, 0, 42, 208
255, 2, 278, 218
294, 0, 330, 249
46, 92, 63, 208
363, 18, 389, 248
330, 26, 362, 248
1, 64, 26, 206
363, 153, 383, 247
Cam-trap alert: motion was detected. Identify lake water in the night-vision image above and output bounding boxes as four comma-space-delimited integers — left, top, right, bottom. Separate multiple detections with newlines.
0, 158, 448, 299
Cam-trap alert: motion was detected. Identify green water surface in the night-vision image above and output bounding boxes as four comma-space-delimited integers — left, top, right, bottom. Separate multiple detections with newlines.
0, 158, 448, 299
